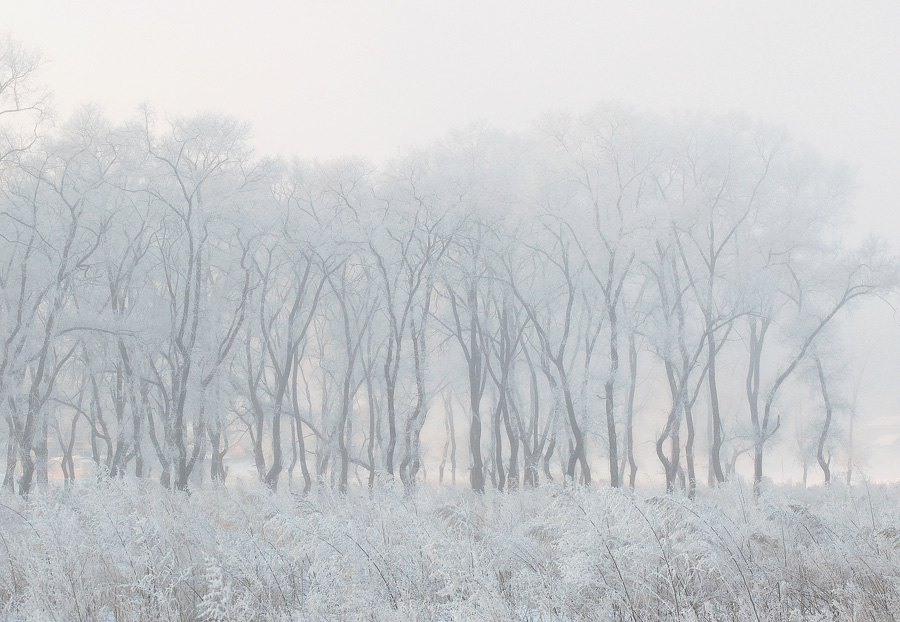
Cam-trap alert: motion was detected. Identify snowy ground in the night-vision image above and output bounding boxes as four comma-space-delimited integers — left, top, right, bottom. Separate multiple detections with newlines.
0, 479, 898, 621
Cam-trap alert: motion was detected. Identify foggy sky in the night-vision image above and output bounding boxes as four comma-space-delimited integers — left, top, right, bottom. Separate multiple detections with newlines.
6, 2, 899, 237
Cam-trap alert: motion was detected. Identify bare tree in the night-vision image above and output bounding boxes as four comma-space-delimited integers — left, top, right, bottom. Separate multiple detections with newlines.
669, 114, 780, 485
539, 105, 661, 488
507, 225, 592, 485
137, 111, 260, 490
0, 36, 48, 165
1, 110, 114, 492
745, 241, 896, 491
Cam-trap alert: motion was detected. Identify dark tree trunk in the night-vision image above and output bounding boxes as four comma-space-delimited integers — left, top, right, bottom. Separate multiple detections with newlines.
625, 333, 638, 489
708, 332, 726, 484
814, 356, 833, 485
291, 356, 312, 493
605, 309, 620, 487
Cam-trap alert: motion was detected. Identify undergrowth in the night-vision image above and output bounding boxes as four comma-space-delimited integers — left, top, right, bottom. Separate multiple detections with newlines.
0, 478, 897, 621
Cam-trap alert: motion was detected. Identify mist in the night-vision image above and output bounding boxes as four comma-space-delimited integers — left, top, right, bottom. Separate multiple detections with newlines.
1, 4, 900, 618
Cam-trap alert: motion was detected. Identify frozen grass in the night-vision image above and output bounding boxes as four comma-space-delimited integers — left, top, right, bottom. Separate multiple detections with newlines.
0, 479, 898, 621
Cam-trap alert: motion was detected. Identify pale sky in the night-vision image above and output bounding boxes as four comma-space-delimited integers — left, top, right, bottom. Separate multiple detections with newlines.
5, 0, 900, 479
5, 1, 900, 241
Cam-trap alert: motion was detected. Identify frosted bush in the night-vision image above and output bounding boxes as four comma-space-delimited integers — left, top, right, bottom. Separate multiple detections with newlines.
0, 478, 897, 620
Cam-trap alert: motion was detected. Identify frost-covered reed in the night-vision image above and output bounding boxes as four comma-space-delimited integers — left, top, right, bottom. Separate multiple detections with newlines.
1, 479, 898, 620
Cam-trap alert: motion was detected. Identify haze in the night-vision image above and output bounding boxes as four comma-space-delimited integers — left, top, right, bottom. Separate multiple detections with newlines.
4, 3, 900, 618
5, 1, 899, 231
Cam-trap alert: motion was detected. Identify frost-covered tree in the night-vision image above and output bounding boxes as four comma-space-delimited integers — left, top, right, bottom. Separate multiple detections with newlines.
135, 111, 263, 490
0, 52, 895, 494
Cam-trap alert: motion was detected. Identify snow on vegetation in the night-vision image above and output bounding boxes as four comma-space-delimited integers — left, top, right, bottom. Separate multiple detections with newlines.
0, 478, 898, 621
1, 36, 898, 501
3, 32, 900, 622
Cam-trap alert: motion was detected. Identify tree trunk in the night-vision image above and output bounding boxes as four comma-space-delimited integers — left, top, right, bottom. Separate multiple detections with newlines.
814, 356, 833, 485
605, 309, 620, 487
684, 400, 696, 499
493, 399, 505, 491
708, 332, 726, 484
504, 397, 519, 491
469, 363, 485, 493
265, 403, 284, 489
626, 333, 638, 489
753, 443, 764, 493
3, 417, 17, 491
291, 356, 312, 493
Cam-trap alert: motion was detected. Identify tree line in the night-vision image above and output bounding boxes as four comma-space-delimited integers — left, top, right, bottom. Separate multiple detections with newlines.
1, 39, 895, 495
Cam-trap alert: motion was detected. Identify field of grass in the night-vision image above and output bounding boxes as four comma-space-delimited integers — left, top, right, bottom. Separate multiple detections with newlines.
0, 478, 898, 620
